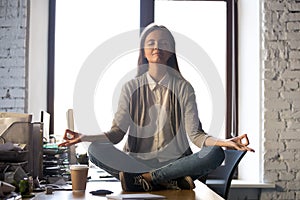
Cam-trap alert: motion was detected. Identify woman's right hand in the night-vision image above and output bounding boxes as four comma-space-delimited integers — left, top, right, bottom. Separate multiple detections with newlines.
58, 129, 82, 147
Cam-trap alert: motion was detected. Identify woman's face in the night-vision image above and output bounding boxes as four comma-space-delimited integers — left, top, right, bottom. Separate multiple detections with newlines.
143, 30, 173, 64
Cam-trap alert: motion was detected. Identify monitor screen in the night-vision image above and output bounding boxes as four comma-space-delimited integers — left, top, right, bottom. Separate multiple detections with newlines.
41, 111, 50, 142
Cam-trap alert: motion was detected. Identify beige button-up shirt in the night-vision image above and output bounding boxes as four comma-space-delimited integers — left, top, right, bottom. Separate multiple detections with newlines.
105, 71, 209, 162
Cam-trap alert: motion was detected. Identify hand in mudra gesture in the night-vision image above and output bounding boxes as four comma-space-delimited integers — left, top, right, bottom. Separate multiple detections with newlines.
225, 134, 255, 152
58, 129, 82, 147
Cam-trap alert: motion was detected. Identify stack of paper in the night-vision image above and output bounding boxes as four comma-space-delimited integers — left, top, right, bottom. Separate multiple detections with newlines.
107, 193, 166, 200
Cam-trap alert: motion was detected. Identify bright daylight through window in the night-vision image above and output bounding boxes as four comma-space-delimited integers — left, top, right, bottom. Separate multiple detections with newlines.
54, 1, 226, 150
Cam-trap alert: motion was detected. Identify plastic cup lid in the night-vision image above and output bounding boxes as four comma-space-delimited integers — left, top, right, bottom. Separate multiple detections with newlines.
70, 164, 89, 170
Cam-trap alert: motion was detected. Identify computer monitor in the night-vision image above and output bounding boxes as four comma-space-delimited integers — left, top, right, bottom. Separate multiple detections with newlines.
66, 109, 74, 131
41, 110, 50, 143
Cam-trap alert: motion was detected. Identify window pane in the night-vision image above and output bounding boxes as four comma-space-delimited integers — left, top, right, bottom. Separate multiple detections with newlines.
155, 1, 226, 139
55, 0, 140, 137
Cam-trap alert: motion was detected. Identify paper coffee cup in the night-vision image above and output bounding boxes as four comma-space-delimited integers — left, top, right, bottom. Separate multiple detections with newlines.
70, 164, 89, 192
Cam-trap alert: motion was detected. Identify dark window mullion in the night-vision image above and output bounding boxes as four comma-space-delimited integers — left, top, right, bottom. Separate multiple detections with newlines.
226, 0, 233, 138
47, 0, 56, 135
233, 0, 239, 137
226, 0, 238, 139
140, 0, 154, 30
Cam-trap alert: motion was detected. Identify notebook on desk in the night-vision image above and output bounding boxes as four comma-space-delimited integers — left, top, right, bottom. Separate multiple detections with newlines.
106, 193, 166, 200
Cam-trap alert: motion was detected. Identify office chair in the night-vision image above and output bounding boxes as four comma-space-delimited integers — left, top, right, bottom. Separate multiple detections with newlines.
203, 150, 247, 200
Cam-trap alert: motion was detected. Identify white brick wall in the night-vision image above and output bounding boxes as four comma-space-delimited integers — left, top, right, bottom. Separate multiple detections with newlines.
262, 0, 300, 199
0, 0, 27, 113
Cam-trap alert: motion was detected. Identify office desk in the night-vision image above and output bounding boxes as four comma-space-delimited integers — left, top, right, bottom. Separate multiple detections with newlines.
28, 166, 224, 200
31, 180, 224, 200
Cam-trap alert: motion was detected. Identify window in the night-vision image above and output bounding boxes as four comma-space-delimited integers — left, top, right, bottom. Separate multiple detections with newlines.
49, 0, 237, 142
52, 0, 140, 137
45, 0, 261, 183
140, 0, 238, 139
155, 0, 227, 139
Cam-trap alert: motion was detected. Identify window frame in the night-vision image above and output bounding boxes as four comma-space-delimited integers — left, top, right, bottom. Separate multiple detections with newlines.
47, 0, 238, 139
47, 0, 55, 134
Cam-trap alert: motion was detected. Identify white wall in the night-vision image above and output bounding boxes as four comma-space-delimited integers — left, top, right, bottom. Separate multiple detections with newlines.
27, 0, 49, 121
238, 0, 262, 182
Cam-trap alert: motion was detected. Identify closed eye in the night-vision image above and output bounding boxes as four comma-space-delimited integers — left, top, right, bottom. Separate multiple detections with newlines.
146, 40, 155, 46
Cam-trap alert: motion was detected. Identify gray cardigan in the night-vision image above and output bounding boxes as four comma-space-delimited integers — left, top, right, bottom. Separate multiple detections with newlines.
105, 72, 209, 162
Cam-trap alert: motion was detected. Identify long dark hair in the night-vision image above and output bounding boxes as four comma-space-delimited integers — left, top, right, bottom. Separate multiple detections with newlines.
137, 24, 181, 77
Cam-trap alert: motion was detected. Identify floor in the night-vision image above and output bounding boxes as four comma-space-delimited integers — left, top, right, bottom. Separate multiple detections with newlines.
25, 166, 224, 200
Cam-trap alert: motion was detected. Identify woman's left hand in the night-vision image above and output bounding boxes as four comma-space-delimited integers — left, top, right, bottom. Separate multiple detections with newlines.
225, 134, 255, 152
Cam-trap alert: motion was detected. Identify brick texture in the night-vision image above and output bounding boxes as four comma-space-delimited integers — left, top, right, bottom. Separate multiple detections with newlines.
0, 0, 27, 113
261, 0, 300, 199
